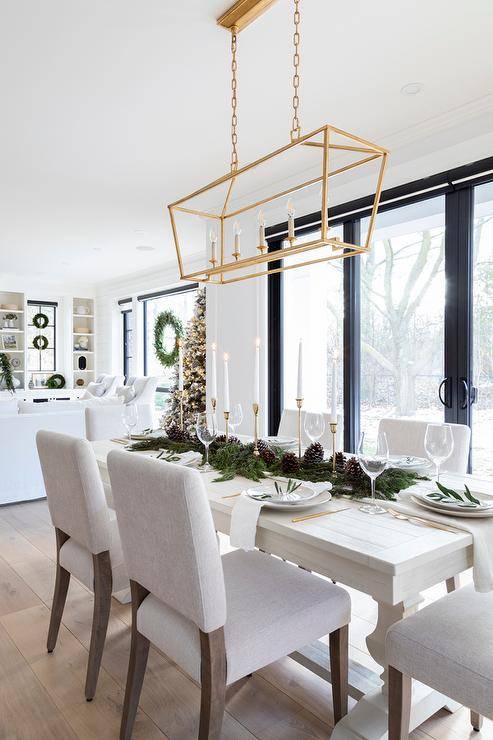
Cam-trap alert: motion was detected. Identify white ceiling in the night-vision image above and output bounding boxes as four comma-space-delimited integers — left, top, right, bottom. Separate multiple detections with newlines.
1, 0, 493, 285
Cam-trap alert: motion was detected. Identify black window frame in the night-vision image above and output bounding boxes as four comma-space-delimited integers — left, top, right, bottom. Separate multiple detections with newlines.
267, 155, 493, 461
27, 299, 57, 374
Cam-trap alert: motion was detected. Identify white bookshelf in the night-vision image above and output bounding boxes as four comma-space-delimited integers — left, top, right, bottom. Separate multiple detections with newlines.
72, 297, 95, 390
0, 291, 26, 390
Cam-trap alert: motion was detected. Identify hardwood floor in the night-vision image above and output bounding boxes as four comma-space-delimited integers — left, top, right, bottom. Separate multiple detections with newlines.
0, 500, 490, 739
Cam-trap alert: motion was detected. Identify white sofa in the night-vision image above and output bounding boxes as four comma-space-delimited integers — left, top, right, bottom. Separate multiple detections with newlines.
0, 410, 86, 504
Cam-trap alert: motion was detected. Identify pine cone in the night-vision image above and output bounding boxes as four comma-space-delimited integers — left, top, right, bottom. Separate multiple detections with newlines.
303, 442, 324, 465
344, 456, 364, 481
327, 451, 345, 472
256, 439, 270, 456
166, 421, 187, 443
215, 434, 241, 446
260, 447, 276, 466
281, 451, 300, 475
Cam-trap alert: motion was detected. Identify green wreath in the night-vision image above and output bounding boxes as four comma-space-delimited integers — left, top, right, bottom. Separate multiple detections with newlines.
33, 312, 49, 329
154, 310, 184, 368
46, 373, 65, 390
33, 334, 48, 350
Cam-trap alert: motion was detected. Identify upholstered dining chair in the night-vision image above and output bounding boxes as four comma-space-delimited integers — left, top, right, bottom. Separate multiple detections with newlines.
377, 418, 471, 474
108, 451, 351, 740
386, 585, 493, 738
36, 431, 129, 701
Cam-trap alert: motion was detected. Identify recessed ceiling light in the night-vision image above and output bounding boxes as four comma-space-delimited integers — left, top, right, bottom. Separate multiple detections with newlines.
400, 82, 423, 96
136, 245, 155, 252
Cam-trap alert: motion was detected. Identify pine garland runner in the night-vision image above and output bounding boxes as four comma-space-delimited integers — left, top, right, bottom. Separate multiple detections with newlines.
0, 353, 15, 393
128, 436, 427, 500
165, 288, 206, 431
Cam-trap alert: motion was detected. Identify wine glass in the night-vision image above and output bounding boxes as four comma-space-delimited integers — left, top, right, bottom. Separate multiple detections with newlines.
424, 423, 454, 482
196, 412, 216, 472
122, 404, 138, 442
357, 431, 389, 514
228, 403, 243, 436
304, 412, 325, 445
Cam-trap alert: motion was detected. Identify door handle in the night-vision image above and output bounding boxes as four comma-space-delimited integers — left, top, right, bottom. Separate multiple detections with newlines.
459, 378, 468, 409
438, 377, 452, 408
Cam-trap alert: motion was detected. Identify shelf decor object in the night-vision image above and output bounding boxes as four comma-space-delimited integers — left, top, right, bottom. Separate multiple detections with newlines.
46, 373, 66, 390
72, 297, 95, 388
168, 0, 388, 285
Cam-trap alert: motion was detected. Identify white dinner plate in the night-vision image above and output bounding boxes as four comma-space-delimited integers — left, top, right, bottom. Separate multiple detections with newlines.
264, 436, 297, 449
389, 455, 432, 470
411, 495, 493, 518
413, 490, 493, 512
245, 484, 331, 509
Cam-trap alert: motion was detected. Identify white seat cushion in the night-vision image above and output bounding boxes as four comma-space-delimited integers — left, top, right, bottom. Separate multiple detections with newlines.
137, 549, 350, 684
0, 399, 18, 415
59, 511, 128, 594
386, 585, 493, 719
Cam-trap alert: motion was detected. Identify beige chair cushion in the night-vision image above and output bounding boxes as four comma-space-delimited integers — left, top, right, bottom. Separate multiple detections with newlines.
138, 549, 350, 685
386, 585, 493, 719
59, 511, 128, 594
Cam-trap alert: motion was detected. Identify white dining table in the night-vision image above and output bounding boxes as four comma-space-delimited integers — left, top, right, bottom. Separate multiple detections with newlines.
93, 439, 491, 740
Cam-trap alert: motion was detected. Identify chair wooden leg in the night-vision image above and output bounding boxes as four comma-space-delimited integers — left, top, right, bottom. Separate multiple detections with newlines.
120, 581, 150, 740
47, 529, 70, 653
85, 550, 112, 701
199, 627, 227, 740
446, 575, 460, 593
471, 710, 483, 732
329, 624, 349, 724
388, 665, 412, 740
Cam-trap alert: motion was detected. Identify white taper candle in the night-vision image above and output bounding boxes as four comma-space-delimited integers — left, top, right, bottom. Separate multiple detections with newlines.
223, 353, 230, 413
297, 339, 303, 398
211, 342, 217, 399
253, 338, 260, 405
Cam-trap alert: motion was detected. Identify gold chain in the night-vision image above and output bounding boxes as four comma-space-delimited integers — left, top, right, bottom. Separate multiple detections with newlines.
290, 0, 301, 141
230, 26, 239, 172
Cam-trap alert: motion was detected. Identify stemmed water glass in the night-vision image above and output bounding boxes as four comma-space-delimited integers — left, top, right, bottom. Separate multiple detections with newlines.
304, 412, 325, 446
424, 423, 454, 482
357, 431, 389, 514
122, 404, 138, 442
228, 403, 243, 436
196, 412, 216, 473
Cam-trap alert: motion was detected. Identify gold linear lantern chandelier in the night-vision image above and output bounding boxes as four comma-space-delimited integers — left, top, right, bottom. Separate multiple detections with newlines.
168, 0, 389, 285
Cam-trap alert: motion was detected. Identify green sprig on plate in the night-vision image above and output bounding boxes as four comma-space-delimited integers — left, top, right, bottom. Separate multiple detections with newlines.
427, 482, 482, 508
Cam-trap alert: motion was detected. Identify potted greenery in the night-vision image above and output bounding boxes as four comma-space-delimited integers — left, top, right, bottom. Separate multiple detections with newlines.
0, 353, 16, 393
3, 313, 17, 329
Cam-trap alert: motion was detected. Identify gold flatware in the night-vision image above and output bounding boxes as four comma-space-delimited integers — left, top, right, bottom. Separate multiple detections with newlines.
111, 438, 128, 445
221, 492, 242, 499
292, 508, 350, 523
387, 508, 461, 534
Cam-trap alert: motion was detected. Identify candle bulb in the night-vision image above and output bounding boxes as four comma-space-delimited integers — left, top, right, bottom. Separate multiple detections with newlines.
233, 221, 241, 259
258, 210, 266, 252
287, 199, 295, 240
253, 338, 260, 406
211, 342, 217, 399
297, 339, 303, 399
209, 228, 217, 266
178, 339, 184, 392
223, 353, 230, 413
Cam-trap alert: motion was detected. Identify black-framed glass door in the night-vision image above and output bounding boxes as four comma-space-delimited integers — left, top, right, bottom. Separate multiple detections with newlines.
267, 155, 493, 475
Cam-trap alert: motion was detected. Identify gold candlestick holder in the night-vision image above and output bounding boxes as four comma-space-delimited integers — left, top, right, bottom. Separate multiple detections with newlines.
211, 397, 217, 416
252, 403, 260, 456
296, 398, 303, 459
223, 411, 230, 441
179, 390, 185, 431
330, 421, 337, 474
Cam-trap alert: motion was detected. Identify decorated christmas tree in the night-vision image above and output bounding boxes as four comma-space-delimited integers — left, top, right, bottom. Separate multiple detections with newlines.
164, 288, 206, 430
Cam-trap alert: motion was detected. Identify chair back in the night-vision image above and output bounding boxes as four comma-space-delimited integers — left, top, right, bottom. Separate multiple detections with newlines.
278, 408, 339, 449
36, 431, 112, 553
108, 451, 226, 633
377, 418, 471, 474
131, 377, 159, 405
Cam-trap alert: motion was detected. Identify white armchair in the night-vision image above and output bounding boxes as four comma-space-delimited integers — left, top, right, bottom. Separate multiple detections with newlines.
82, 374, 124, 400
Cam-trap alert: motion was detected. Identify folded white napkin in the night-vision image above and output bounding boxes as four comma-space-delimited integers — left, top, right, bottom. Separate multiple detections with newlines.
392, 486, 493, 593
229, 495, 264, 551
178, 451, 202, 467
302, 481, 332, 496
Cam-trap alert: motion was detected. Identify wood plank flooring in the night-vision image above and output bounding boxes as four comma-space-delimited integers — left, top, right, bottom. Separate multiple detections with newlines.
0, 499, 490, 739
